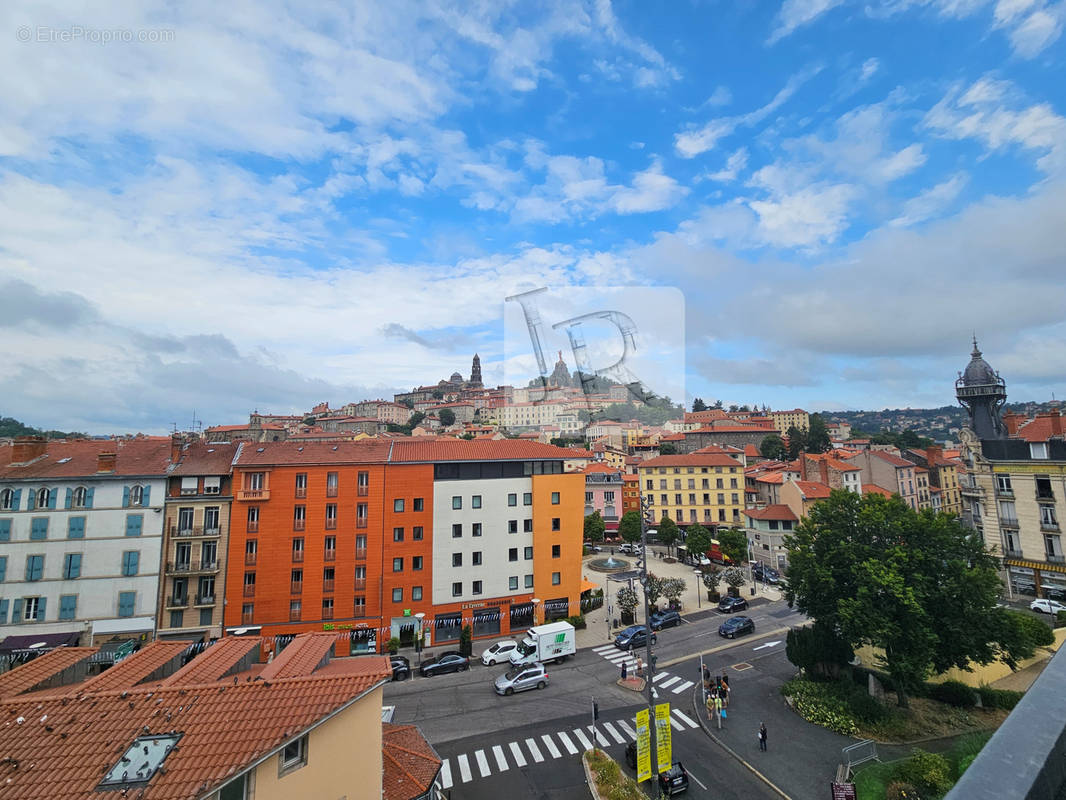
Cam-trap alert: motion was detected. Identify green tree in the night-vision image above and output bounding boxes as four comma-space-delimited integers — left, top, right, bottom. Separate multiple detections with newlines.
717, 528, 749, 565
806, 414, 831, 453
701, 568, 722, 596
785, 425, 807, 459
302, 415, 317, 426
616, 585, 639, 620
692, 398, 708, 412
662, 577, 687, 606
760, 433, 787, 460
722, 566, 746, 592
584, 510, 606, 543
785, 624, 853, 680
785, 490, 1035, 707
642, 573, 664, 607
659, 442, 678, 455
618, 510, 643, 544
685, 523, 713, 562
438, 408, 456, 427
408, 411, 426, 428
656, 514, 680, 555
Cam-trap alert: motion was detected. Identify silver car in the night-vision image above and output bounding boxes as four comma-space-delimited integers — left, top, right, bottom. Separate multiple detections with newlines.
494, 663, 549, 696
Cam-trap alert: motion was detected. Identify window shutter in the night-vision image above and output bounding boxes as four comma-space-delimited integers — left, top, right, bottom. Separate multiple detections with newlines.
0, 519, 9, 541
126, 514, 143, 536
48, 488, 57, 509
12, 598, 23, 624
128, 551, 139, 575
65, 488, 73, 509
0, 555, 6, 582
71, 554, 82, 578
0, 598, 8, 624
12, 489, 20, 510
27, 490, 35, 510
85, 488, 94, 508
68, 517, 85, 539
122, 486, 130, 508
118, 592, 135, 617
35, 596, 46, 621
142, 486, 151, 506
25, 557, 34, 581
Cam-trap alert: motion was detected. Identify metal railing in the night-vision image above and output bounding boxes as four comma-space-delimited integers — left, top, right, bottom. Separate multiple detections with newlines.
295, 487, 307, 498
243, 584, 255, 597
195, 594, 215, 605
292, 550, 304, 563
290, 582, 303, 594
166, 560, 219, 574
355, 548, 367, 560
324, 549, 336, 562
293, 518, 305, 531
356, 517, 368, 529
166, 595, 189, 608
325, 518, 337, 530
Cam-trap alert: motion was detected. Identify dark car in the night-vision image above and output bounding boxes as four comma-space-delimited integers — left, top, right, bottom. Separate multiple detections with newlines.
752, 563, 781, 584
649, 610, 682, 630
614, 625, 657, 650
658, 762, 690, 796
390, 655, 411, 681
419, 651, 470, 677
718, 615, 755, 639
718, 595, 748, 613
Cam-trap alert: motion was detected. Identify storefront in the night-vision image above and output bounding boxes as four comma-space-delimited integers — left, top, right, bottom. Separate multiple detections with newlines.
543, 597, 570, 621
434, 612, 462, 644
349, 627, 377, 654
510, 602, 534, 632
472, 607, 501, 638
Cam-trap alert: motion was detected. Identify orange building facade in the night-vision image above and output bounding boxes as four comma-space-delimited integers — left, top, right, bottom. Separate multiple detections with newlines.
224, 440, 585, 653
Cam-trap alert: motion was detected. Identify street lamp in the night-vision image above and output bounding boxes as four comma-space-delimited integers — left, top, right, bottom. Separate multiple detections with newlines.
414, 612, 426, 666
531, 598, 541, 626
694, 569, 702, 609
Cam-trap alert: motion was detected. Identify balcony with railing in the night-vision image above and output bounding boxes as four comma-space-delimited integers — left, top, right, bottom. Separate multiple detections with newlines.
293, 518, 305, 531
325, 517, 337, 530
241, 610, 254, 625
245, 552, 257, 566
322, 579, 335, 593
353, 578, 367, 591
295, 486, 307, 498
1037, 489, 1056, 501
322, 605, 334, 620
166, 559, 220, 575
356, 516, 368, 529
289, 608, 302, 622
292, 550, 304, 563
1000, 516, 1020, 529
290, 581, 303, 594
194, 593, 216, 606
324, 549, 336, 562
994, 487, 1013, 499
355, 548, 367, 560
326, 486, 338, 498
1004, 548, 1024, 559
357, 484, 369, 497
166, 595, 189, 608
1041, 519, 1060, 532
247, 520, 259, 533
243, 584, 255, 597
1046, 553, 1065, 564
170, 524, 222, 538
237, 488, 270, 501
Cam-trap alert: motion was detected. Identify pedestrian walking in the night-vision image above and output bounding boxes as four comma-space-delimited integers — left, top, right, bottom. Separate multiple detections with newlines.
758, 722, 767, 751
705, 692, 715, 720
635, 657, 644, 677
621, 661, 628, 681
714, 694, 723, 729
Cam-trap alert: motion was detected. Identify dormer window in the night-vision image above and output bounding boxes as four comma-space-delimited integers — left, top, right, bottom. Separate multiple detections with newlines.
72, 486, 88, 508
36, 488, 50, 508
180, 477, 198, 495
130, 485, 145, 506
204, 476, 221, 495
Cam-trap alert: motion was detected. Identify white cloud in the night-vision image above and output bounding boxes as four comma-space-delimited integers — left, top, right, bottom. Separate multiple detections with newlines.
610, 163, 689, 213
747, 181, 859, 248
890, 172, 969, 226
860, 57, 881, 81
1009, 4, 1064, 56
707, 86, 733, 107
767, 0, 846, 44
704, 148, 750, 182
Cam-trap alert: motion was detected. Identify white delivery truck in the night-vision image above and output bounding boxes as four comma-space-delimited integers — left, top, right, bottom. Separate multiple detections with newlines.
509, 621, 576, 667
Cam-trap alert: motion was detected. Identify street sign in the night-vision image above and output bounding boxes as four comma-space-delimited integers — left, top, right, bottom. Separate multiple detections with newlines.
753, 641, 782, 650
636, 708, 651, 783
831, 781, 857, 799
655, 703, 672, 772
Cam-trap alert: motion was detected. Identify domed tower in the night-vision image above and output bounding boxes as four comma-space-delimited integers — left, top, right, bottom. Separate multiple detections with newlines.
956, 337, 1007, 440
469, 353, 483, 388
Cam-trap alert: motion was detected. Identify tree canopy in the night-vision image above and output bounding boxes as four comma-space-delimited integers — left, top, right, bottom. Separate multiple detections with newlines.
656, 514, 680, 554
806, 413, 831, 453
685, 523, 713, 561
717, 527, 749, 564
618, 510, 643, 544
438, 408, 456, 426
659, 442, 678, 455
760, 433, 787, 461
692, 398, 707, 412
584, 510, 606, 543
785, 490, 1039, 706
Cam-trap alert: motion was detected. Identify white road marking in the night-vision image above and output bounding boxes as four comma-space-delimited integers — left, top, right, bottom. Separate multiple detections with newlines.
509, 741, 527, 767
688, 770, 710, 791
475, 749, 491, 777
669, 716, 684, 731
492, 745, 509, 771
572, 728, 594, 751
556, 731, 578, 754
589, 725, 609, 747
541, 734, 562, 759
672, 680, 695, 694
652, 672, 671, 683
440, 759, 453, 789
659, 676, 681, 689
592, 644, 617, 654
458, 753, 472, 783
672, 709, 699, 729
754, 640, 782, 650
616, 719, 637, 739
602, 722, 626, 744
525, 737, 545, 763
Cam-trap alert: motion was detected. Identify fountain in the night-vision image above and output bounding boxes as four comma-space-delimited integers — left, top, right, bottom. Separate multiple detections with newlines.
587, 555, 631, 573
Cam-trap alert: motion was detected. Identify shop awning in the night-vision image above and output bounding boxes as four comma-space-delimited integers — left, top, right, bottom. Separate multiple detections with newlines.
580, 579, 600, 594
0, 630, 81, 655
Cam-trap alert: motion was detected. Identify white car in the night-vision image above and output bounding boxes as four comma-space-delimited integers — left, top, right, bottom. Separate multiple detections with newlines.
1030, 598, 1066, 615
481, 639, 518, 665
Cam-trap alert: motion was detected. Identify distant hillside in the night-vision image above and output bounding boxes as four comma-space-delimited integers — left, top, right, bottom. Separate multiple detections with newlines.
819, 401, 1061, 443
0, 416, 88, 440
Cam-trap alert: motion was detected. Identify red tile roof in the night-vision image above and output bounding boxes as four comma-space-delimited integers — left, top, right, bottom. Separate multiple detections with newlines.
387, 439, 582, 462
169, 442, 239, 477
75, 642, 192, 694
863, 484, 894, 497
234, 441, 393, 466
755, 472, 785, 484
689, 424, 776, 433
744, 504, 798, 521
582, 462, 620, 474
869, 451, 914, 468
744, 444, 761, 457
382, 724, 443, 800
660, 433, 686, 441
0, 440, 172, 480
638, 453, 743, 468
160, 637, 262, 686
1014, 414, 1065, 443
794, 481, 831, 499
258, 633, 338, 681
0, 648, 98, 700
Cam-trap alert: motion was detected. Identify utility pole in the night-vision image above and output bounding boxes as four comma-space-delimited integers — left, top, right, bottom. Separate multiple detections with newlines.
639, 494, 658, 785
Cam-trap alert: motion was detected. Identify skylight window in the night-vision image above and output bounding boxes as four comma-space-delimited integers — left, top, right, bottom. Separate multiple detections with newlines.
98, 734, 182, 789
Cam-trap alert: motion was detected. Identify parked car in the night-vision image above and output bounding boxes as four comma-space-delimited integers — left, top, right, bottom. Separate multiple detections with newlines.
419, 651, 470, 677
658, 762, 690, 796
584, 542, 603, 552
718, 595, 748, 613
390, 655, 411, 681
481, 639, 518, 666
752, 563, 781, 584
649, 610, 682, 630
614, 625, 657, 650
718, 616, 755, 639
697, 555, 711, 567
1030, 598, 1066, 615
494, 663, 549, 695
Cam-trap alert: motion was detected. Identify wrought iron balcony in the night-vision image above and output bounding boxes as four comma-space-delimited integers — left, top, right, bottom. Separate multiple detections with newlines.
237, 488, 270, 501
166, 595, 189, 608
194, 594, 216, 606
166, 560, 219, 575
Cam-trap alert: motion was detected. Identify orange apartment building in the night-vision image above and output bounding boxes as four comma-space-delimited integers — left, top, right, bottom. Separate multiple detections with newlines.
224, 439, 585, 654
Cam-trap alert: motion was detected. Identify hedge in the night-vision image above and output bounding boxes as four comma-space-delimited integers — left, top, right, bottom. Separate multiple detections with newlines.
927, 680, 976, 709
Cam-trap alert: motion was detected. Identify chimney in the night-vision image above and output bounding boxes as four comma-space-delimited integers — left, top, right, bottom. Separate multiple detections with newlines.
97, 452, 117, 473
171, 434, 184, 465
12, 436, 47, 465
1003, 412, 1025, 436
1050, 408, 1062, 437
926, 445, 942, 465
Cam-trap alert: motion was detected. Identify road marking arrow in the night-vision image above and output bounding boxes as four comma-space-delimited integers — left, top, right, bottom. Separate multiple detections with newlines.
753, 640, 781, 650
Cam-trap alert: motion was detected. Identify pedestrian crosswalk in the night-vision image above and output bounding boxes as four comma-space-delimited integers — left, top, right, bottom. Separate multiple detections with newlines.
590, 643, 697, 698
437, 708, 701, 789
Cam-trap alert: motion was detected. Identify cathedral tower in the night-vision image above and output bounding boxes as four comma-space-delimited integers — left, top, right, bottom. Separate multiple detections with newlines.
956, 337, 1007, 440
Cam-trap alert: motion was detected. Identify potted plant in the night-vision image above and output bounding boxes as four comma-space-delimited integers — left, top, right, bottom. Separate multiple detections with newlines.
387, 636, 401, 655
616, 585, 638, 626
642, 573, 664, 614
702, 568, 722, 602
662, 577, 686, 611
722, 566, 746, 598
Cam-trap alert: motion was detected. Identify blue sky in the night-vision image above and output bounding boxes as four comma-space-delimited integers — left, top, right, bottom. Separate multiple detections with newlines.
1, 0, 1064, 433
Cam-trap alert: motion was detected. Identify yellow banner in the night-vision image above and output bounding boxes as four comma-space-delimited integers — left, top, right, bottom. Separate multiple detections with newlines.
635, 708, 651, 783
655, 702, 672, 772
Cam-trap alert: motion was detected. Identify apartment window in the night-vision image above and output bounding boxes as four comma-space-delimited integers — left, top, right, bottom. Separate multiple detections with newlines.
452, 496, 462, 510
25, 555, 44, 581
293, 505, 306, 530
412, 556, 423, 570
30, 518, 48, 540
326, 472, 338, 497
0, 489, 14, 510
523, 493, 532, 505
357, 471, 369, 496
509, 576, 519, 591
411, 525, 424, 542
413, 497, 424, 511
247, 506, 259, 533
645, 481, 653, 491
412, 586, 423, 601
1036, 476, 1054, 500
472, 495, 482, 509
321, 598, 334, 620
552, 572, 561, 585
71, 486, 89, 508
242, 603, 254, 623
508, 493, 517, 506
392, 588, 403, 603
1044, 534, 1062, 558
452, 523, 462, 538
292, 537, 304, 562
551, 518, 560, 531
245, 539, 258, 565
659, 480, 667, 490
525, 574, 534, 588
472, 580, 483, 595
289, 600, 302, 621
118, 591, 136, 618
1030, 443, 1049, 460
551, 492, 560, 505
718, 509, 726, 522
689, 493, 696, 505
60, 595, 78, 621
452, 582, 462, 597
243, 572, 256, 596
203, 476, 220, 495
508, 520, 518, 534
393, 557, 404, 572
393, 526, 404, 542
523, 519, 533, 532
586, 492, 594, 503
354, 597, 366, 616
472, 522, 482, 537
716, 478, 724, 489
246, 473, 265, 491
732, 493, 739, 504
356, 503, 368, 528
354, 565, 366, 585
702, 479, 709, 489
63, 553, 82, 579
1040, 506, 1058, 526
204, 507, 220, 533
22, 596, 41, 622
717, 493, 725, 504
473, 551, 483, 566
673, 480, 682, 490
660, 494, 668, 505
394, 498, 405, 512
325, 504, 337, 529
128, 485, 146, 507
524, 546, 533, 560
452, 553, 463, 567
552, 544, 561, 558
322, 567, 335, 592
295, 473, 307, 497
604, 491, 615, 503
121, 550, 139, 577
355, 534, 367, 556
509, 548, 518, 562
0, 555, 5, 581
730, 478, 739, 489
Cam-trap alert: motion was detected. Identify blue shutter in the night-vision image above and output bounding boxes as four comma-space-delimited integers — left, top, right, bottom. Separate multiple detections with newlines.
64, 488, 73, 509
0, 598, 8, 624
66, 553, 82, 579
0, 519, 10, 541
25, 556, 34, 581
27, 490, 35, 510
122, 486, 130, 508
85, 488, 94, 508
124, 551, 139, 576
68, 517, 85, 539
35, 596, 46, 621
0, 555, 6, 582
125, 514, 143, 537
30, 518, 48, 540
59, 595, 77, 620
142, 486, 151, 506
118, 591, 135, 617
12, 489, 20, 510
47, 488, 57, 509
12, 598, 23, 624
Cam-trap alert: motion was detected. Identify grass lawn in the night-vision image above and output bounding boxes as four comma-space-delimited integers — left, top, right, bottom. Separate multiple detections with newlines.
852, 732, 993, 800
